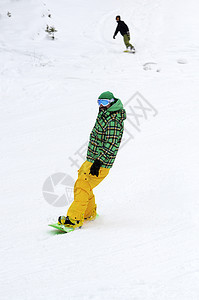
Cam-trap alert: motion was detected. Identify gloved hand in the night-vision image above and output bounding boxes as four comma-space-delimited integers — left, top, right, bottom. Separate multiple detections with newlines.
90, 159, 102, 177
113, 35, 116, 39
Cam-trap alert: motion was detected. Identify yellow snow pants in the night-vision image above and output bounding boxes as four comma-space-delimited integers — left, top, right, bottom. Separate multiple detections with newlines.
67, 160, 110, 221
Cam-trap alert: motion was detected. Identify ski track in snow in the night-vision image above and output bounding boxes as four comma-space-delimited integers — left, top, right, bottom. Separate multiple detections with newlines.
1, 0, 199, 299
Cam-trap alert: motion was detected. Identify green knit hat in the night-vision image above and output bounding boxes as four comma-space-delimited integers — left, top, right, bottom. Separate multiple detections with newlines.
98, 91, 114, 100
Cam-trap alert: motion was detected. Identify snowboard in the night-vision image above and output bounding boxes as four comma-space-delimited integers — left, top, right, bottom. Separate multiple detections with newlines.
48, 223, 75, 233
48, 214, 99, 233
124, 49, 135, 54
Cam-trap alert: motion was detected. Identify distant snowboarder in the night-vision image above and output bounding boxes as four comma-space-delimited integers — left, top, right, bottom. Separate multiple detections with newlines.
113, 15, 135, 52
58, 91, 126, 229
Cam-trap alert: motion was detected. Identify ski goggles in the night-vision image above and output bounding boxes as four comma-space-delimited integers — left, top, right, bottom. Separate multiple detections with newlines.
97, 98, 114, 106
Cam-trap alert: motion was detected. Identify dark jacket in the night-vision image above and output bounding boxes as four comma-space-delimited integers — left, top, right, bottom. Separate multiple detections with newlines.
87, 99, 126, 169
114, 20, 129, 37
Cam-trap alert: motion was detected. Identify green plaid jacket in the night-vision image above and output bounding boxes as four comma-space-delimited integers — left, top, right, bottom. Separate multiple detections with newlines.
87, 99, 126, 168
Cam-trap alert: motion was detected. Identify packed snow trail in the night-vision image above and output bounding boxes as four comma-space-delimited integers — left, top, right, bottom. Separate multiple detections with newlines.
1, 0, 199, 299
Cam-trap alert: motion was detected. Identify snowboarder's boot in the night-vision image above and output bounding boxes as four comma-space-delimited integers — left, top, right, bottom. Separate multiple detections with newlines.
84, 204, 97, 221
58, 216, 83, 228
130, 45, 135, 52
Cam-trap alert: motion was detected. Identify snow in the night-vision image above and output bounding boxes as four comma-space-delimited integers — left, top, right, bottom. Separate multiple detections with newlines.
1, 0, 199, 299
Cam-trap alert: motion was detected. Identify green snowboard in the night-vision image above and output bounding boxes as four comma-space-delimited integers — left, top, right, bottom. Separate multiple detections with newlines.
48, 214, 99, 233
48, 223, 75, 233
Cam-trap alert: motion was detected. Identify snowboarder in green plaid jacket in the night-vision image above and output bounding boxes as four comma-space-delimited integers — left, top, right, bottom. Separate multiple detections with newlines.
87, 91, 126, 168
58, 91, 126, 228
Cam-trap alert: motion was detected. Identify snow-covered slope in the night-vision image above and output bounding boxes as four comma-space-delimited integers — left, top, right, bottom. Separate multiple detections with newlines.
1, 0, 199, 299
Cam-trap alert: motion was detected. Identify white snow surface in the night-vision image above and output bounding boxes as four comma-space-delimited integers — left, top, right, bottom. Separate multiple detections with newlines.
1, 0, 199, 299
